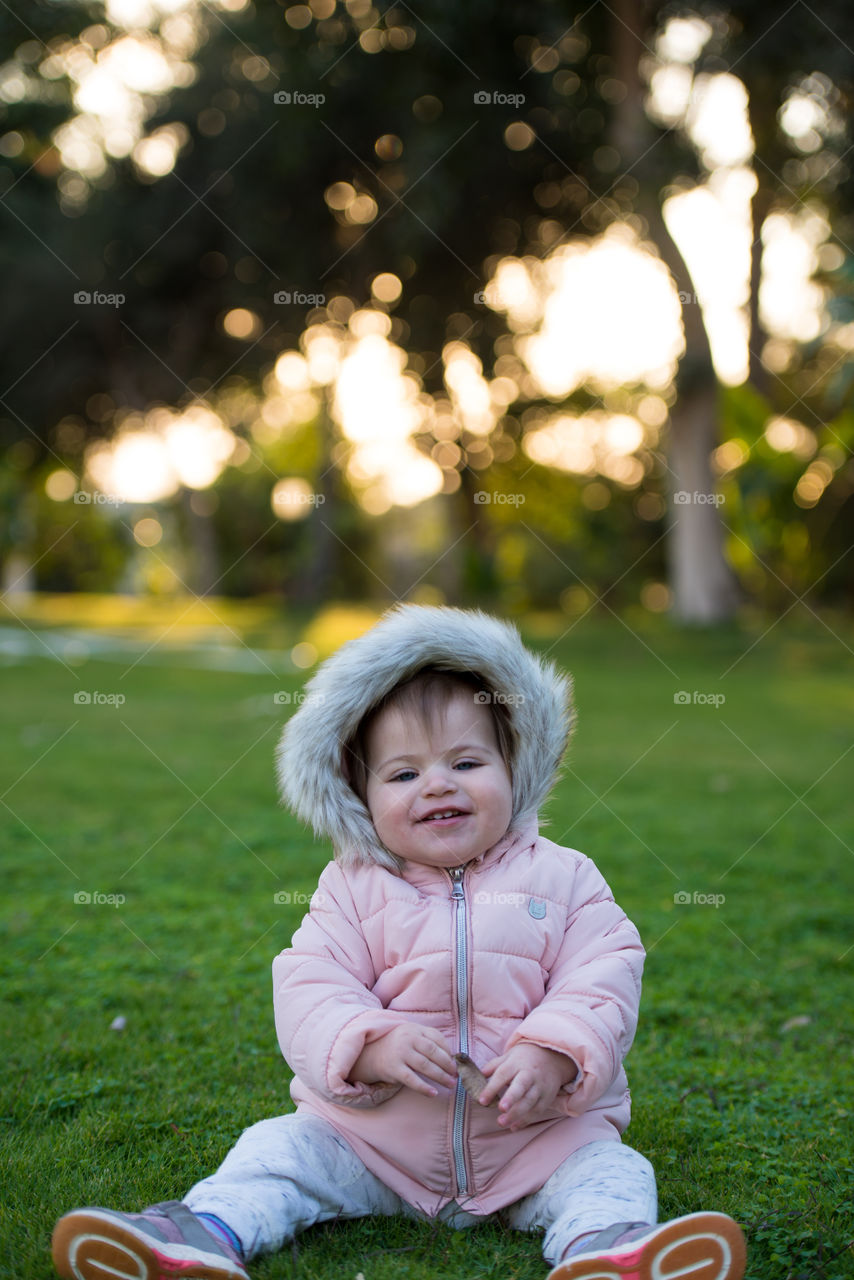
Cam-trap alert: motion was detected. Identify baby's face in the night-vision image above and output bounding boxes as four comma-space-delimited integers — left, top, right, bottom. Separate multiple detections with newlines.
364, 691, 513, 868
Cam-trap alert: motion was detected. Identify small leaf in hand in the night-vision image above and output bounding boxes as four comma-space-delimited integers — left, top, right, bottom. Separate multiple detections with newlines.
454, 1052, 496, 1105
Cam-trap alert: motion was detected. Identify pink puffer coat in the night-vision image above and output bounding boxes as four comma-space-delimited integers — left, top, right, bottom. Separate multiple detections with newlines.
272, 820, 644, 1215
273, 605, 645, 1214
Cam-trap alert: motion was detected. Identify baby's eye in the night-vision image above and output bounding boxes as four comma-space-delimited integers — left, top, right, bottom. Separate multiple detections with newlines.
454, 760, 481, 771
390, 769, 417, 782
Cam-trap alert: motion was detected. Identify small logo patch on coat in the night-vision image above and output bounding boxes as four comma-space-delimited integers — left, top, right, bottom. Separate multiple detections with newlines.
528, 898, 546, 919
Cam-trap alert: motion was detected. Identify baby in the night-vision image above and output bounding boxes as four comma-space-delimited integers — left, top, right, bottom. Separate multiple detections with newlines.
53, 605, 746, 1280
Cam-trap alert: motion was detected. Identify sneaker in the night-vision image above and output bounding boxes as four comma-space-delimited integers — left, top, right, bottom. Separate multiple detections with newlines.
547, 1211, 746, 1280
52, 1200, 249, 1280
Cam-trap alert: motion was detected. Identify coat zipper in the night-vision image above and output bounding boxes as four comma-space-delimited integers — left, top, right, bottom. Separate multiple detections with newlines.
449, 865, 470, 1196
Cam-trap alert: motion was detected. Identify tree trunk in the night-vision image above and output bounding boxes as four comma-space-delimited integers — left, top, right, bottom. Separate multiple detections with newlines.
745, 88, 777, 397
433, 487, 464, 604
609, 0, 740, 622
180, 487, 220, 596
456, 460, 498, 603
668, 387, 741, 621
2, 486, 38, 597
289, 397, 338, 605
2, 550, 37, 597
747, 182, 773, 395
645, 215, 742, 622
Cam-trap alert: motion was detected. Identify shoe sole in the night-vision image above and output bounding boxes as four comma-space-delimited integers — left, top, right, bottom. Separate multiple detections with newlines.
547, 1211, 747, 1280
52, 1209, 246, 1280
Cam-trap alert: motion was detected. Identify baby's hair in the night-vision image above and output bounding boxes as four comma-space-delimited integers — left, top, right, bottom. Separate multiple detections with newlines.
343, 666, 514, 806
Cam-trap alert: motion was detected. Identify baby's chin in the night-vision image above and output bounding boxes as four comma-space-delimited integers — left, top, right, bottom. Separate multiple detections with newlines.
397, 831, 503, 868
401, 849, 485, 868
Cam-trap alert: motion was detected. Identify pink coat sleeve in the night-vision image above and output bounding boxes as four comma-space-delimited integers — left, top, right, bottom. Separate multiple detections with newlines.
272, 863, 408, 1107
506, 853, 645, 1115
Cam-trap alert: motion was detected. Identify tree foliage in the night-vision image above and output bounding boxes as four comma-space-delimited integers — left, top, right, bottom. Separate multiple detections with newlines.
0, 0, 851, 613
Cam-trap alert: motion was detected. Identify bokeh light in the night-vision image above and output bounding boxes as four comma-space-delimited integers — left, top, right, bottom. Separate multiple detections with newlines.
371, 273, 403, 303
84, 405, 235, 501
271, 477, 316, 521
488, 225, 684, 397
132, 516, 163, 546
45, 469, 78, 501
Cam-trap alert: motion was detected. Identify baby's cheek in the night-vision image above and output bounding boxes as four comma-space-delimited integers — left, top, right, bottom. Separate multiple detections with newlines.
368, 796, 401, 839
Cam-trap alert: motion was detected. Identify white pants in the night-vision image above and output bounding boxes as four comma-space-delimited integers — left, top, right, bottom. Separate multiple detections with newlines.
184, 1114, 657, 1265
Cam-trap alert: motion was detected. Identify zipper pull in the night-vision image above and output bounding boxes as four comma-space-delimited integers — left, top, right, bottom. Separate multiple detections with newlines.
450, 867, 465, 899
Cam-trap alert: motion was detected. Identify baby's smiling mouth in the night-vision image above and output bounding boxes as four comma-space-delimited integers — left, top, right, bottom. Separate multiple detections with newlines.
419, 808, 469, 823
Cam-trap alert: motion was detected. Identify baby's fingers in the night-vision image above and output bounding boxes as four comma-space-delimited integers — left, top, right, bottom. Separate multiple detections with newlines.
396, 1038, 455, 1093
417, 1055, 457, 1091
396, 1063, 443, 1097
497, 1080, 542, 1128
415, 1036, 455, 1087
422, 1034, 456, 1077
476, 1062, 512, 1107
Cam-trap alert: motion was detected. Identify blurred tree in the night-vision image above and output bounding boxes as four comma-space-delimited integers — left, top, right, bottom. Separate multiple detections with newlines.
724, 0, 854, 611
0, 0, 850, 616
604, 0, 739, 622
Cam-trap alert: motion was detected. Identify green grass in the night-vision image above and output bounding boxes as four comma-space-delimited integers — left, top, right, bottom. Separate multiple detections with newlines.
1, 604, 853, 1279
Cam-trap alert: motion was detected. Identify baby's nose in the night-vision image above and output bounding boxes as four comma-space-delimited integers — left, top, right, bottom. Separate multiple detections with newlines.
422, 765, 457, 794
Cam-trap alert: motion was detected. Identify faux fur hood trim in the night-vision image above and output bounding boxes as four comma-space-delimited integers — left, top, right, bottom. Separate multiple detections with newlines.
275, 604, 574, 871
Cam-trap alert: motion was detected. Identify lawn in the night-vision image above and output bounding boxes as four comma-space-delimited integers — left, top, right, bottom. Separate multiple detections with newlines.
1, 599, 852, 1280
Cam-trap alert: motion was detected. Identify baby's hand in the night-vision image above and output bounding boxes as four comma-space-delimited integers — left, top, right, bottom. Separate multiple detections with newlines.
350, 1024, 457, 1098
478, 1043, 578, 1130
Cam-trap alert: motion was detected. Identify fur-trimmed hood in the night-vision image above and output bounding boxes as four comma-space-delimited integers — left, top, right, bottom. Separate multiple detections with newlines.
276, 604, 573, 871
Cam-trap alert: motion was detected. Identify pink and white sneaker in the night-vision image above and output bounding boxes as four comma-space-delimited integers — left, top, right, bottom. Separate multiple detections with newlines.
52, 1200, 249, 1280
546, 1211, 746, 1280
